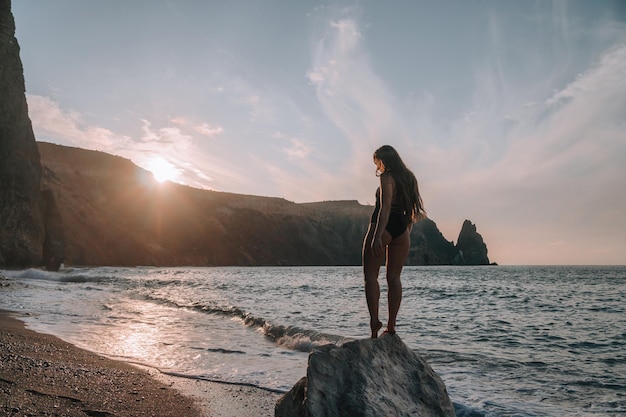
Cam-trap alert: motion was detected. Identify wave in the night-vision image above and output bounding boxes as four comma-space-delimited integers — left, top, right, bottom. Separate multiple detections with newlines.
262, 323, 353, 352
4, 268, 122, 284
140, 294, 353, 353
194, 302, 353, 352
453, 402, 487, 417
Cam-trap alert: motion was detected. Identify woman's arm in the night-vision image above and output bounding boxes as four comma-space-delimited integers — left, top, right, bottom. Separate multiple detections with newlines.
372, 172, 394, 256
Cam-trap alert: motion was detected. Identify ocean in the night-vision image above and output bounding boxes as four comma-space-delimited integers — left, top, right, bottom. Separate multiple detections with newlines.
1, 265, 624, 416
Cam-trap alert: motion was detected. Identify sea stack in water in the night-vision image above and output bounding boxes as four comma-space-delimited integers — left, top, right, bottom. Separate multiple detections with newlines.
455, 220, 490, 265
275, 334, 455, 417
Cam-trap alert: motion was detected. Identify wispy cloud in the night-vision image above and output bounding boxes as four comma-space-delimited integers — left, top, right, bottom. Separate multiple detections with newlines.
26, 94, 130, 151
272, 132, 312, 160
307, 16, 401, 154
168, 116, 224, 138
130, 118, 254, 191
26, 94, 225, 189
305, 12, 416, 205
438, 42, 626, 264
483, 44, 626, 193
196, 123, 224, 137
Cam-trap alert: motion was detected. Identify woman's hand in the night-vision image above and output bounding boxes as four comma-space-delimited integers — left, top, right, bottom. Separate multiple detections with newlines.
372, 236, 384, 257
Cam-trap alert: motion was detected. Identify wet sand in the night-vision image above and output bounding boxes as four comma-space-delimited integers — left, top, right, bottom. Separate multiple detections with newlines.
0, 310, 280, 417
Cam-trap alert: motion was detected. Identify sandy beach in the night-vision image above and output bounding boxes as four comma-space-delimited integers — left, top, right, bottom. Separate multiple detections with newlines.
0, 310, 280, 417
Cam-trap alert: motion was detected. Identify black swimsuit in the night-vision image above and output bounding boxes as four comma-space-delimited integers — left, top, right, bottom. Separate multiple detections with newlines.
370, 188, 408, 238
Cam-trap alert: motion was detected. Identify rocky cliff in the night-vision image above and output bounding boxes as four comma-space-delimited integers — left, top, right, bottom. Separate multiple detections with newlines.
0, 0, 45, 268
36, 142, 491, 267
38, 142, 366, 266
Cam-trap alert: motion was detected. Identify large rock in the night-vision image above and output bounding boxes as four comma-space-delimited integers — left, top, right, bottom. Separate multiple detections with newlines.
0, 0, 45, 268
455, 220, 490, 265
275, 335, 455, 417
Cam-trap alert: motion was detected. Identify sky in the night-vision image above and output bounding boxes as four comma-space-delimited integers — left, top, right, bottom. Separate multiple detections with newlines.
12, 1, 626, 265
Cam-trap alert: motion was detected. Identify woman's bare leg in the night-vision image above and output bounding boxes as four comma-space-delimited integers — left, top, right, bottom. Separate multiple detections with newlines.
362, 224, 388, 338
384, 229, 410, 334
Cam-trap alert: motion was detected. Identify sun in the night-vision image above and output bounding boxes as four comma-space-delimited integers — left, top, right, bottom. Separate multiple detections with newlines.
147, 157, 179, 183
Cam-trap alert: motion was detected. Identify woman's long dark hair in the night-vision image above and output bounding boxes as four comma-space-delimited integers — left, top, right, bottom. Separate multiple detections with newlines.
374, 145, 426, 223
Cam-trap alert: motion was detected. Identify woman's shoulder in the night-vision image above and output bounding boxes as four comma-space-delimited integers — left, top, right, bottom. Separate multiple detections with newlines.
379, 172, 396, 189
380, 171, 397, 183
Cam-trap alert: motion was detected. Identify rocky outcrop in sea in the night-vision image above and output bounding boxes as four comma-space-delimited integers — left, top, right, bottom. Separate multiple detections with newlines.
456, 220, 490, 265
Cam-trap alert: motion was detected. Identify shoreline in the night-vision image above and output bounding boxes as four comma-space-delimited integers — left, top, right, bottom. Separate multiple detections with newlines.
0, 309, 280, 417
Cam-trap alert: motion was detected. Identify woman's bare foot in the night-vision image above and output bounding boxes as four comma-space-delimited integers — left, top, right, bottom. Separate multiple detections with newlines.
381, 327, 396, 336
370, 320, 383, 338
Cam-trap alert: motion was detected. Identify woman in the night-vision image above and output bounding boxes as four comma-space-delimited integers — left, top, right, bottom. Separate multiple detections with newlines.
363, 145, 425, 338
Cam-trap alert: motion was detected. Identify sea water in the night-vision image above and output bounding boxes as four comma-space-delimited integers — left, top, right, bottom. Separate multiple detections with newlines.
1, 266, 624, 416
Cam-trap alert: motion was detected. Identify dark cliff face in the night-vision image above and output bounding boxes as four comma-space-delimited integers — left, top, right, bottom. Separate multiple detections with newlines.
455, 219, 490, 265
0, 0, 46, 268
37, 143, 492, 267
38, 142, 371, 266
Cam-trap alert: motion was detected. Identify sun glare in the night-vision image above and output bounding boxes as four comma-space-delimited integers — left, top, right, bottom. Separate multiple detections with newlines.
147, 157, 179, 183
